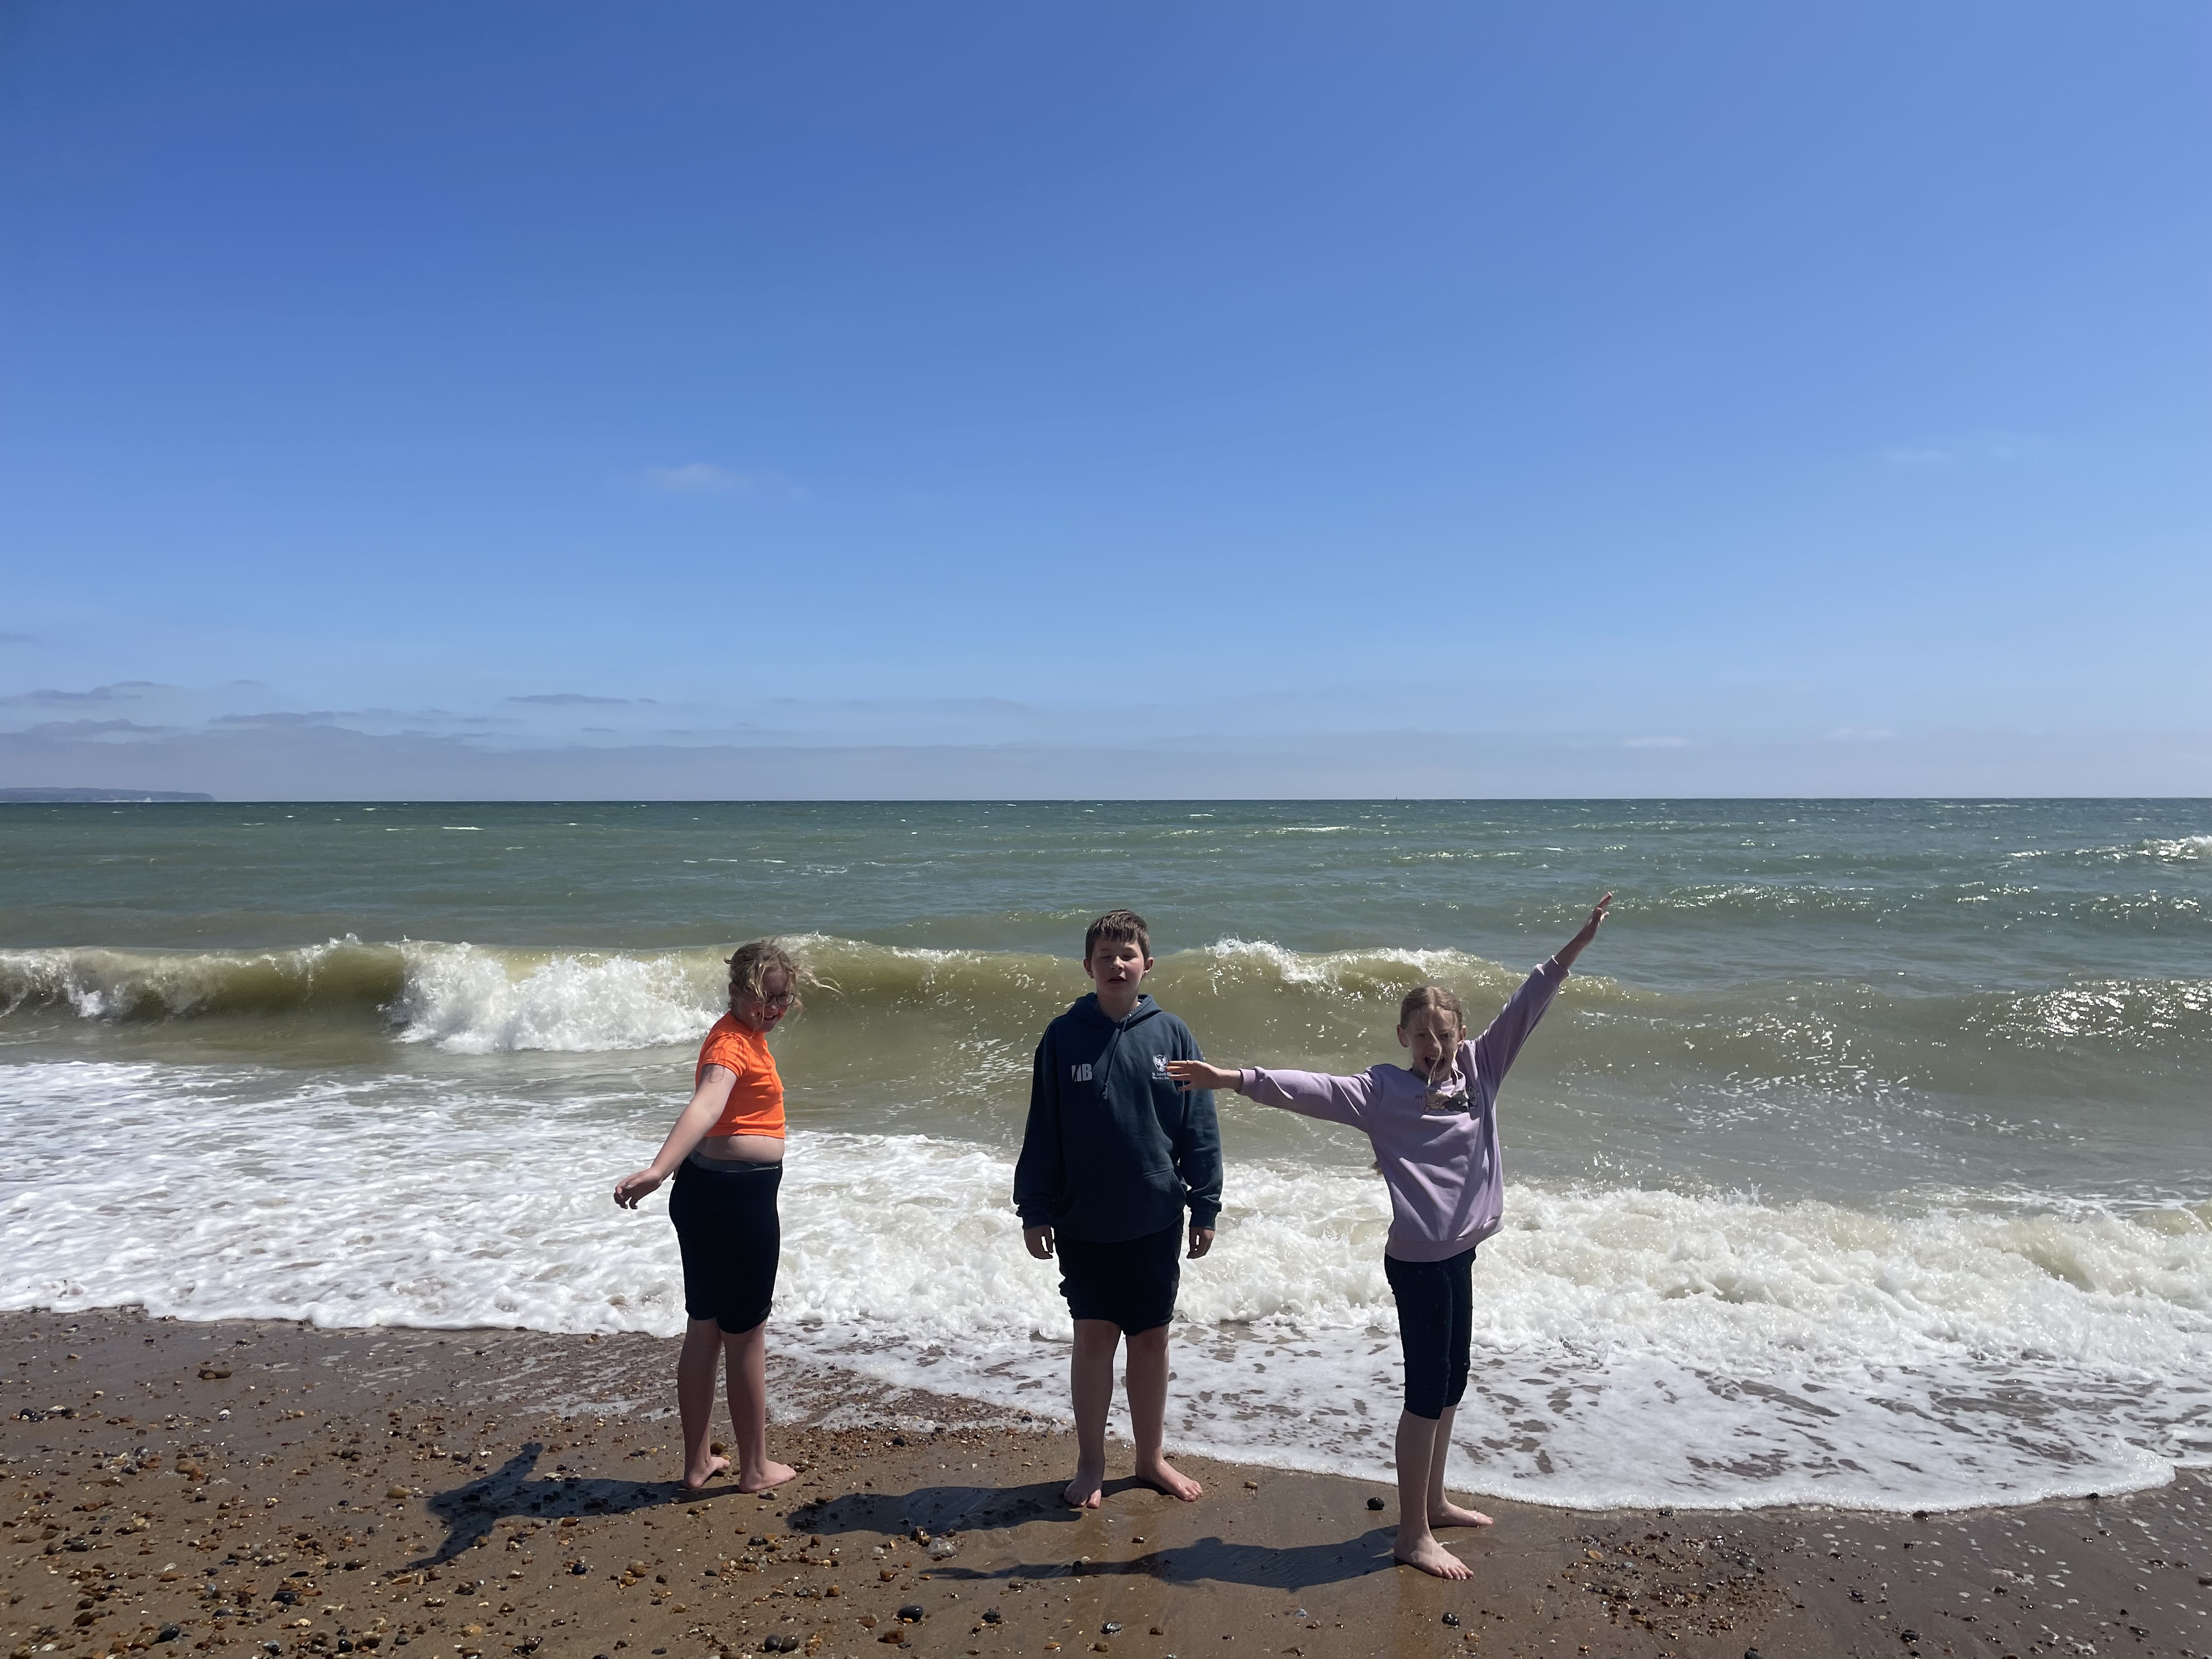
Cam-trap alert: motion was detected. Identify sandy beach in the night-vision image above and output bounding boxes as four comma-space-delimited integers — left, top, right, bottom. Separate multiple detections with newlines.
5, 1308, 2205, 1659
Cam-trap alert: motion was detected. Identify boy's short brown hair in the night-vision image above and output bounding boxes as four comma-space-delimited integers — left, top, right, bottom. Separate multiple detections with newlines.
1084, 909, 1152, 964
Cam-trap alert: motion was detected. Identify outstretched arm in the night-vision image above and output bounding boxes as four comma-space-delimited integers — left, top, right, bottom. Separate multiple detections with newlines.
1169, 1059, 1374, 1128
613, 1065, 738, 1208
1549, 893, 1611, 972
1165, 1060, 1239, 1094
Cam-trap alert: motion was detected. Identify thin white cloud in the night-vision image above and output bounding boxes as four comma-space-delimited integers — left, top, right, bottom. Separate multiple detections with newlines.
1622, 735, 1692, 749
642, 462, 809, 500
1881, 431, 2052, 470
647, 462, 744, 492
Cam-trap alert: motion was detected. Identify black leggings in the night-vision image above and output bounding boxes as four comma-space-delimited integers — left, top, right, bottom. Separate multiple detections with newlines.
668, 1155, 782, 1334
1385, 1246, 1476, 1420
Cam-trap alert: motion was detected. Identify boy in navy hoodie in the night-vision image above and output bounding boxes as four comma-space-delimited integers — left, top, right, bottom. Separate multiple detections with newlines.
1015, 909, 1221, 1509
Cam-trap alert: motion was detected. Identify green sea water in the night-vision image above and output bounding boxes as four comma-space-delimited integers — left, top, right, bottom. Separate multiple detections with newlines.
3, 799, 2208, 1509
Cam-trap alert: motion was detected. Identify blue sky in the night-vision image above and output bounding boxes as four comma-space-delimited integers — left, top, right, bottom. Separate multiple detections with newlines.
3, 1, 2207, 797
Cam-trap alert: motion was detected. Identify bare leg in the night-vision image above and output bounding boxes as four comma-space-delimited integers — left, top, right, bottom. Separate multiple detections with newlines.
1065, 1319, 1120, 1509
720, 1319, 794, 1493
1124, 1325, 1201, 1500
1426, 1405, 1493, 1527
1392, 1410, 1472, 1578
676, 1318, 732, 1489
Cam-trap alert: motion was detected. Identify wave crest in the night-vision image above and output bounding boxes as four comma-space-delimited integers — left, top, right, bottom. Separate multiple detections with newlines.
392, 944, 720, 1054
0, 940, 403, 1021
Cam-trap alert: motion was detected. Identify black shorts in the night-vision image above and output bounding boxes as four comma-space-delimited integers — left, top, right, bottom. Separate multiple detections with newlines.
1385, 1245, 1477, 1420
668, 1155, 782, 1333
1056, 1222, 1183, 1335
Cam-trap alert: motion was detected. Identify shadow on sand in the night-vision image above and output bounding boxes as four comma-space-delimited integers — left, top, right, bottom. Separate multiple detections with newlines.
790, 1481, 1401, 1593
411, 1443, 761, 1565
414, 1458, 1401, 1591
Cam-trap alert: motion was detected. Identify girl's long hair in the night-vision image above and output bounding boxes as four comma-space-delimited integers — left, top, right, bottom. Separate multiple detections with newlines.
726, 938, 810, 1015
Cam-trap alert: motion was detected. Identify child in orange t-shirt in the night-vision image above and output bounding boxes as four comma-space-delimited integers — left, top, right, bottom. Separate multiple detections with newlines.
614, 940, 803, 1493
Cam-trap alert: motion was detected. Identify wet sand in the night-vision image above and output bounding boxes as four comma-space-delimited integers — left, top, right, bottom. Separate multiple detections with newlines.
5, 1309, 2207, 1659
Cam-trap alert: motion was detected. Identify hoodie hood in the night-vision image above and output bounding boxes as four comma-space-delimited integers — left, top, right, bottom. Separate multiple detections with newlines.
1070, 991, 1162, 1030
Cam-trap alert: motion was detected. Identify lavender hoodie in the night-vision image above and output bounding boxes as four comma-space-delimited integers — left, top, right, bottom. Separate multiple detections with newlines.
1237, 960, 1567, 1262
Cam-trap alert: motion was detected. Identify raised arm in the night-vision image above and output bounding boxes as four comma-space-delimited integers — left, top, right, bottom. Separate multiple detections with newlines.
1549, 892, 1611, 972
1471, 893, 1610, 1085
612, 1065, 738, 1208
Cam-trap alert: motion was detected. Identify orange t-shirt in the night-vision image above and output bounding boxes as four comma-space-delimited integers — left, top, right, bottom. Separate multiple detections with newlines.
696, 1014, 786, 1139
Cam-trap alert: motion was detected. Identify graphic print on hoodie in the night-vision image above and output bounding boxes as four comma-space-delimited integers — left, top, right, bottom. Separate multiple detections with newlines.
1013, 992, 1222, 1244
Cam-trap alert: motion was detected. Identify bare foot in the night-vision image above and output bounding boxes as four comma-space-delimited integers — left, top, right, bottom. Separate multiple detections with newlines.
1133, 1455, 1203, 1502
1063, 1466, 1105, 1510
1431, 1499, 1494, 1528
1393, 1534, 1474, 1579
681, 1453, 729, 1491
737, 1459, 796, 1494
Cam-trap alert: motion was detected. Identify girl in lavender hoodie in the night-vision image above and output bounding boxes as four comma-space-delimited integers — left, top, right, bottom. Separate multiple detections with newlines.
1166, 894, 1610, 1579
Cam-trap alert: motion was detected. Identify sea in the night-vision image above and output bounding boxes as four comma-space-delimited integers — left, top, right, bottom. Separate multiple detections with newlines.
2, 799, 2207, 1514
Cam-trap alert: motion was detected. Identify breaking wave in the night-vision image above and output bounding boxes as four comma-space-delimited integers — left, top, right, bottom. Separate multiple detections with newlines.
5, 937, 2208, 1058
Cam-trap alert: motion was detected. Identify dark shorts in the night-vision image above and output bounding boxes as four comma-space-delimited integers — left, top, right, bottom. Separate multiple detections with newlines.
1385, 1245, 1477, 1420
1056, 1222, 1183, 1334
668, 1154, 782, 1334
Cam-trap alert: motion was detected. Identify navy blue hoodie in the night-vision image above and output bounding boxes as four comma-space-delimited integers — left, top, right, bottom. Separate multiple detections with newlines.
1013, 992, 1222, 1243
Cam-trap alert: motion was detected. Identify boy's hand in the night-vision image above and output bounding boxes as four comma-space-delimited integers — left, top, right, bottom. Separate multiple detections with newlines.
1165, 1059, 1238, 1093
1188, 1224, 1215, 1259
1023, 1224, 1056, 1260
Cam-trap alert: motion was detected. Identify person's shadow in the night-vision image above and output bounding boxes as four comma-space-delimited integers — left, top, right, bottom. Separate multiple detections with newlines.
411, 1443, 758, 1566
789, 1481, 1400, 1593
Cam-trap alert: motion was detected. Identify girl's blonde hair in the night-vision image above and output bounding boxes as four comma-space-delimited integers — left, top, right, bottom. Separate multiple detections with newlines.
726, 938, 808, 1015
1397, 984, 1467, 1035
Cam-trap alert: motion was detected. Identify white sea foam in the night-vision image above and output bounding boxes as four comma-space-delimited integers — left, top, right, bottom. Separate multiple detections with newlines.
2010, 835, 2212, 863
393, 943, 719, 1053
4, 1058, 2207, 1511
1195, 938, 1508, 991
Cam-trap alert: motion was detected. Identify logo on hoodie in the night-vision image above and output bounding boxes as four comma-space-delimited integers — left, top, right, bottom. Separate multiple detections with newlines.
1152, 1054, 1172, 1078
1071, 1063, 1093, 1082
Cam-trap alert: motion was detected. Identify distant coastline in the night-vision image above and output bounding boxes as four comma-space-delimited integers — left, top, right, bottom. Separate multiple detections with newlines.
0, 786, 215, 803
